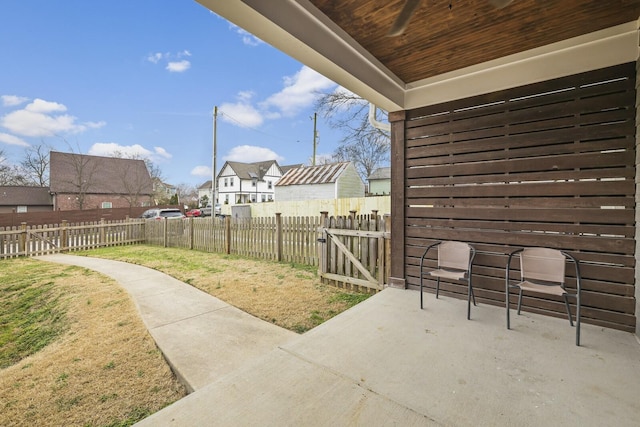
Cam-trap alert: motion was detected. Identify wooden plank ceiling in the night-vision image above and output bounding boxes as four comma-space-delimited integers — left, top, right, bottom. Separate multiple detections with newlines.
311, 0, 640, 84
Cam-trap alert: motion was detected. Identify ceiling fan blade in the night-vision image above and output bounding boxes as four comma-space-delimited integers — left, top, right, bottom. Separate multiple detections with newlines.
489, 0, 514, 8
387, 0, 421, 37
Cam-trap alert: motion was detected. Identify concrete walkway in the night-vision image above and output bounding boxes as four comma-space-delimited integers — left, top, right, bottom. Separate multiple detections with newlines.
36, 254, 296, 392
37, 254, 640, 426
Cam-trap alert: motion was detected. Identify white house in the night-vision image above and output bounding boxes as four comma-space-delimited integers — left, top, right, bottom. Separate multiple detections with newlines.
275, 162, 365, 201
217, 160, 283, 205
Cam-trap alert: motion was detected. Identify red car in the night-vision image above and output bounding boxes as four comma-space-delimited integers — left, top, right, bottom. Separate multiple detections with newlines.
186, 208, 202, 217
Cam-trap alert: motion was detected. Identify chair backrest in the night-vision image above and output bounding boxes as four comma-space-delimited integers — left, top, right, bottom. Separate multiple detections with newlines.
438, 241, 472, 271
520, 247, 566, 284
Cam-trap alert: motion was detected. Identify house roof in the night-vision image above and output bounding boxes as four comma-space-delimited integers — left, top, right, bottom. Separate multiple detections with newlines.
220, 160, 280, 181
276, 162, 351, 186
368, 167, 390, 181
0, 186, 52, 206
49, 151, 153, 195
198, 180, 212, 190
280, 163, 304, 174
196, 1, 640, 111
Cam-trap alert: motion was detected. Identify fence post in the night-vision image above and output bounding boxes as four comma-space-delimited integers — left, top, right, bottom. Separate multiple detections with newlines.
61, 220, 68, 253
189, 216, 194, 250
19, 222, 27, 256
225, 215, 231, 254
384, 214, 391, 286
100, 218, 106, 246
163, 217, 168, 248
275, 213, 283, 262
318, 211, 329, 280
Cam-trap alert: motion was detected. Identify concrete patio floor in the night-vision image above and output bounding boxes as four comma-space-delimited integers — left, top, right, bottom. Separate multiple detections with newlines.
138, 287, 640, 426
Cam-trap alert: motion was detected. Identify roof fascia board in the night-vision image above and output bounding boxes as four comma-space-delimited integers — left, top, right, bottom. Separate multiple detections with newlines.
405, 20, 640, 110
196, 0, 404, 111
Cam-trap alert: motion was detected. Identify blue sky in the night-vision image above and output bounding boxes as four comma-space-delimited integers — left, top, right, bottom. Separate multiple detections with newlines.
0, 0, 349, 187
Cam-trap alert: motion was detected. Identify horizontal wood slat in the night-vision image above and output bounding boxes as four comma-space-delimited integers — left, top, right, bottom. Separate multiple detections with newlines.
402, 63, 636, 332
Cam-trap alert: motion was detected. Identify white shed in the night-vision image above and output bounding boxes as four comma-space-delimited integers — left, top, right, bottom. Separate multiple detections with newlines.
275, 162, 365, 201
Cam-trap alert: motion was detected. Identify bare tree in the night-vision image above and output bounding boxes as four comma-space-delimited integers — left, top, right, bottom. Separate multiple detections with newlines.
62, 153, 100, 210
315, 89, 390, 178
0, 150, 30, 185
20, 143, 50, 186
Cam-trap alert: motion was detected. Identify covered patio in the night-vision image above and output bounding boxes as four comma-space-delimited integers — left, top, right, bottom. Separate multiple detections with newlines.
197, 0, 640, 339
138, 287, 640, 426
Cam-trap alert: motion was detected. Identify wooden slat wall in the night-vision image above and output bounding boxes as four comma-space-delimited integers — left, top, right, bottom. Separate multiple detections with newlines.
403, 62, 636, 332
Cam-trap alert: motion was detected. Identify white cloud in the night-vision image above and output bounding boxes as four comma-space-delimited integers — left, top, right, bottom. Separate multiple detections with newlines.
0, 132, 29, 147
229, 24, 263, 46
0, 98, 105, 138
191, 165, 211, 177
147, 51, 192, 73
1, 95, 29, 107
146, 52, 164, 64
166, 60, 191, 73
25, 98, 67, 113
220, 93, 264, 128
262, 66, 336, 117
223, 145, 284, 163
154, 146, 172, 159
88, 142, 153, 158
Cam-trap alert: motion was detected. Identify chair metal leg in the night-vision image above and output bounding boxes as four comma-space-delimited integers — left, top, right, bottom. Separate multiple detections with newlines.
435, 277, 440, 299
506, 286, 511, 329
516, 289, 524, 315
563, 294, 574, 327
576, 293, 581, 346
420, 274, 424, 309
467, 280, 472, 320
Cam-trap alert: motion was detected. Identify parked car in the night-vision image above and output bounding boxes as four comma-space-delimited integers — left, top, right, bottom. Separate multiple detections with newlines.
200, 203, 222, 217
186, 208, 202, 217
140, 208, 185, 220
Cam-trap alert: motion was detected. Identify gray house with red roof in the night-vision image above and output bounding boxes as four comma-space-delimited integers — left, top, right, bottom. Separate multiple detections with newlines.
49, 151, 153, 211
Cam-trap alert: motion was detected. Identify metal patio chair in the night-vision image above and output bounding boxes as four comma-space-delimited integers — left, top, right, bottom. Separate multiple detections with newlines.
419, 241, 477, 319
506, 247, 582, 346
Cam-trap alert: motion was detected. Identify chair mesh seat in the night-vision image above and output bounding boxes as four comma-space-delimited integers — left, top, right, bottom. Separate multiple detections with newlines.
515, 280, 567, 297
429, 269, 467, 281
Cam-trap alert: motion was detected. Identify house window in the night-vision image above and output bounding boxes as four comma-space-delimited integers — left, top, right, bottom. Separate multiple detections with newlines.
252, 180, 256, 187
261, 194, 266, 202
224, 178, 228, 187
268, 195, 273, 201
230, 177, 234, 186
268, 180, 272, 189
16, 206, 27, 213
101, 202, 112, 209
225, 194, 229, 203
251, 194, 256, 202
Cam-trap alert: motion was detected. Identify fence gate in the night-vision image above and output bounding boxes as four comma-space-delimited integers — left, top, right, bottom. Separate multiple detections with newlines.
317, 214, 389, 292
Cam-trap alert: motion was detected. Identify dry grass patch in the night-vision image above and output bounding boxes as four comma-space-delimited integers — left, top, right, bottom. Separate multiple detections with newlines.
0, 258, 186, 427
80, 245, 371, 333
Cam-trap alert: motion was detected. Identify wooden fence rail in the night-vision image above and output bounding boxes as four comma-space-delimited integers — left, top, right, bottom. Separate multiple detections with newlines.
2, 212, 391, 292
0, 219, 146, 258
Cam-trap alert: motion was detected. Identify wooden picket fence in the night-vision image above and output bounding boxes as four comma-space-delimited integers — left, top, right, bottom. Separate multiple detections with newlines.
2, 212, 391, 292
0, 219, 146, 258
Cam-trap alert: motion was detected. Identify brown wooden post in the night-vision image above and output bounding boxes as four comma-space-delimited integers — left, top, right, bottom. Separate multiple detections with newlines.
163, 217, 168, 248
19, 222, 27, 256
61, 220, 68, 253
189, 216, 194, 250
225, 215, 231, 254
384, 214, 392, 287
319, 211, 328, 280
275, 213, 283, 262
388, 110, 407, 288
99, 218, 106, 246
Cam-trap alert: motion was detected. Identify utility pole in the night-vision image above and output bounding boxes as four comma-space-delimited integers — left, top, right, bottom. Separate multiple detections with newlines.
211, 106, 217, 215
312, 112, 317, 166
